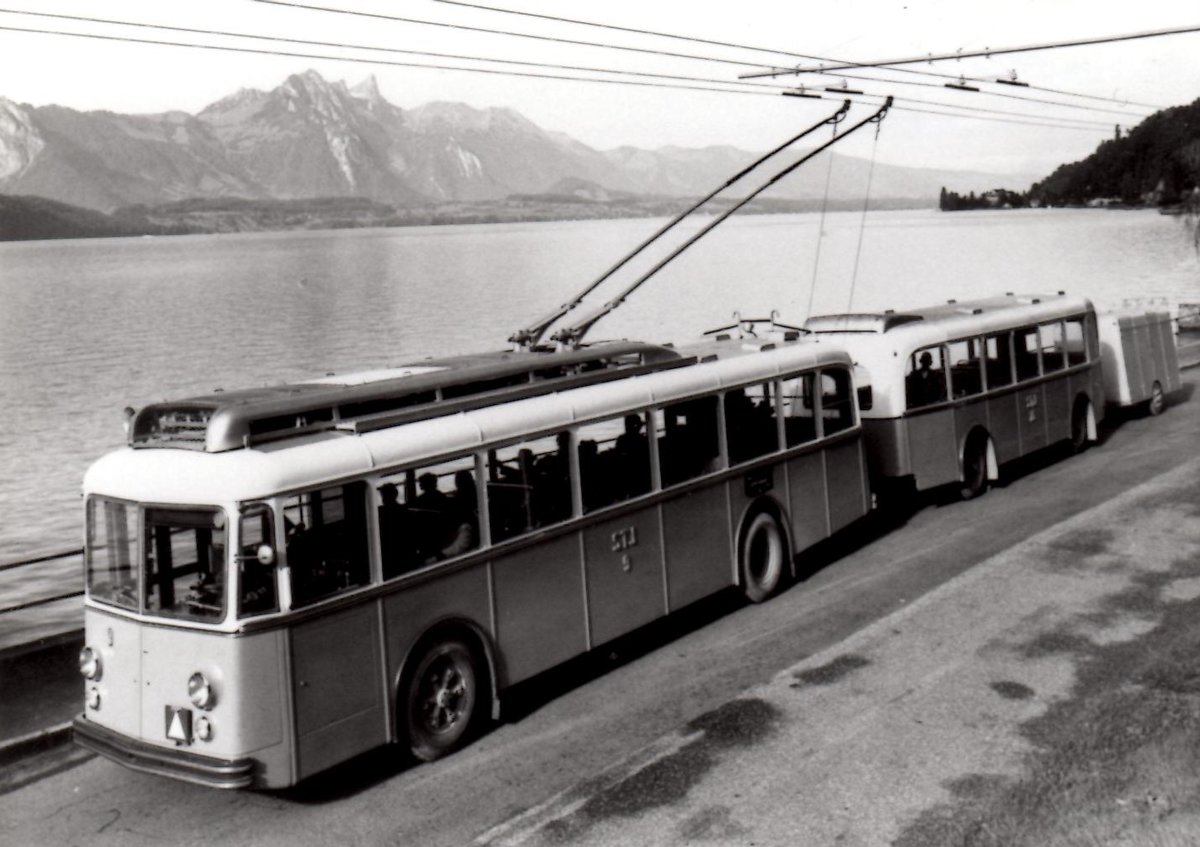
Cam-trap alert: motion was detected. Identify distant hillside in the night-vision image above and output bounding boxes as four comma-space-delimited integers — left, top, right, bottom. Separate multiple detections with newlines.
0, 194, 177, 240
1031, 98, 1200, 206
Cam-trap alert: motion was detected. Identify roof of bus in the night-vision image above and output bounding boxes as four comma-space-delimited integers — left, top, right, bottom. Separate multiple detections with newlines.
85, 337, 852, 504
804, 293, 1094, 347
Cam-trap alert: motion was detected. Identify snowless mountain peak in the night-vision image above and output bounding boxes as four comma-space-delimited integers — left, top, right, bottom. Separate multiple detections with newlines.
350, 75, 386, 107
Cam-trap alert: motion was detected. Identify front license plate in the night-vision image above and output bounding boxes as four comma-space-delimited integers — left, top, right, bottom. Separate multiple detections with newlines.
165, 706, 193, 744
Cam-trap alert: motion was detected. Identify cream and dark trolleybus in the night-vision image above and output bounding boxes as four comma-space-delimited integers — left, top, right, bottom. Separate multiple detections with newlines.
74, 333, 871, 788
804, 293, 1104, 499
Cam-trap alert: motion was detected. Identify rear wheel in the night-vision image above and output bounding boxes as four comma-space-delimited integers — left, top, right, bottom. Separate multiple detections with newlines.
960, 434, 989, 501
403, 638, 481, 762
1147, 381, 1165, 416
739, 511, 787, 603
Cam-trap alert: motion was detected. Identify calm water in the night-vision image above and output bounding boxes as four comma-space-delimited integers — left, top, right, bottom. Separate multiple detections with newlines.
1, 207, 1196, 645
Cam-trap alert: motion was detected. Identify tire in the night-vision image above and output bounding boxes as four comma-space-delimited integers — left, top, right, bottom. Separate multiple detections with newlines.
960, 434, 989, 501
1071, 399, 1092, 453
739, 511, 787, 603
403, 638, 481, 762
1147, 381, 1165, 416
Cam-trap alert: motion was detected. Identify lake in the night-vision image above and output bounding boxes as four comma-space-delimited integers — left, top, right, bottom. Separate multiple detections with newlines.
1, 207, 1196, 646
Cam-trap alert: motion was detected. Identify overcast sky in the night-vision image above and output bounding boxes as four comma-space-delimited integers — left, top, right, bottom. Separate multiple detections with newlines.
0, 0, 1196, 178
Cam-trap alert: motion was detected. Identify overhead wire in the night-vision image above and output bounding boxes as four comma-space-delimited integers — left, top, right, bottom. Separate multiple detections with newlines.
428, 0, 1165, 110
0, 7, 800, 95
254, 0, 1161, 118
0, 15, 1128, 133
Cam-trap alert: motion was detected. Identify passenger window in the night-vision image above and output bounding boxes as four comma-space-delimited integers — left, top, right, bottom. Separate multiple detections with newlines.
780, 373, 818, 447
378, 455, 479, 578
948, 338, 984, 398
725, 383, 778, 464
1064, 318, 1088, 366
984, 333, 1014, 388
578, 413, 651, 513
238, 504, 278, 617
284, 483, 369, 607
1039, 321, 1066, 373
820, 369, 855, 435
1015, 328, 1041, 380
905, 346, 947, 409
655, 396, 721, 487
487, 432, 571, 541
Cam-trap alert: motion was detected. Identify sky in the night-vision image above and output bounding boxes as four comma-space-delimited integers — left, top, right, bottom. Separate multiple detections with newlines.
0, 0, 1197, 179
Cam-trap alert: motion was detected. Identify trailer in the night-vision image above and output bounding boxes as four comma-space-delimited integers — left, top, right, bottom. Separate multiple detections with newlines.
1097, 309, 1182, 415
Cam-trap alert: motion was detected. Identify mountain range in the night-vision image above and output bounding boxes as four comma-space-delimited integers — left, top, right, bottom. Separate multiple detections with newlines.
0, 70, 1031, 216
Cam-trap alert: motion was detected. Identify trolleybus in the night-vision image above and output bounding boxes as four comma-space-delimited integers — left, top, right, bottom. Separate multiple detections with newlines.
804, 292, 1104, 499
73, 331, 870, 788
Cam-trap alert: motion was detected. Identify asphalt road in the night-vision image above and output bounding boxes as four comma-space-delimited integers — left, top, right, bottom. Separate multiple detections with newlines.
1, 378, 1195, 847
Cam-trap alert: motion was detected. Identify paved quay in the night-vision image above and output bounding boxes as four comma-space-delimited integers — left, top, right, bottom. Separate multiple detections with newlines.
477, 456, 1200, 846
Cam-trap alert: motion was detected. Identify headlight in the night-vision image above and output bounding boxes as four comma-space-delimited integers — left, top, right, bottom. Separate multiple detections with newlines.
188, 672, 216, 710
79, 647, 102, 681
195, 716, 214, 742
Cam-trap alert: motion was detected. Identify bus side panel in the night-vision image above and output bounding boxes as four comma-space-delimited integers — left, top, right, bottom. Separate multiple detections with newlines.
493, 534, 586, 686
583, 510, 666, 646
1017, 384, 1049, 453
382, 564, 491, 691
825, 439, 869, 534
953, 397, 991, 458
905, 409, 958, 490
291, 605, 386, 780
1044, 377, 1072, 443
663, 485, 734, 611
985, 391, 1021, 465
785, 450, 830, 552
862, 418, 909, 479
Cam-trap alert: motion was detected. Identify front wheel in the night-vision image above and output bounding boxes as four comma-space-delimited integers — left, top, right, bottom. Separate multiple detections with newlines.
739, 511, 787, 603
1147, 381, 1165, 416
403, 639, 481, 762
1071, 399, 1093, 453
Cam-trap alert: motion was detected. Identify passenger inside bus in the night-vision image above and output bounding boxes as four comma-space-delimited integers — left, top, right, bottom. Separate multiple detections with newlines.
906, 350, 947, 408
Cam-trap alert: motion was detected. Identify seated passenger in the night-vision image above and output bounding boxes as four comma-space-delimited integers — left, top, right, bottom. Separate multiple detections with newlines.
906, 352, 946, 408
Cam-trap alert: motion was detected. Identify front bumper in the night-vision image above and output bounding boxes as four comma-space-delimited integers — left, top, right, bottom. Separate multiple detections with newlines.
73, 715, 255, 789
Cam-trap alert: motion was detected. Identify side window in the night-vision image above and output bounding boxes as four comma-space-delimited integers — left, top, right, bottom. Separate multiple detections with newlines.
655, 396, 721, 487
948, 338, 984, 398
984, 333, 1014, 388
1064, 317, 1088, 366
905, 346, 947, 409
487, 431, 572, 541
725, 383, 778, 464
1039, 321, 1066, 373
1015, 328, 1041, 380
780, 373, 818, 447
86, 498, 139, 610
578, 413, 651, 513
284, 483, 369, 607
238, 504, 278, 617
821, 369, 856, 435
378, 455, 479, 579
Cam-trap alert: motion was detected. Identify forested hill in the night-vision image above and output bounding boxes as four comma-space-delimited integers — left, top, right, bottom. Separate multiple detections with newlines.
1031, 97, 1200, 206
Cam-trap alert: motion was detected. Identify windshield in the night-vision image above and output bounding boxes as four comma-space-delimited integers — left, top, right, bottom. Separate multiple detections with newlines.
144, 507, 227, 622
86, 497, 139, 610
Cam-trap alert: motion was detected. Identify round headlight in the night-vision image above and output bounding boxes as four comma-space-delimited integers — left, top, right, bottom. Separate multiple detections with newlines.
188, 672, 216, 710
79, 647, 102, 681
